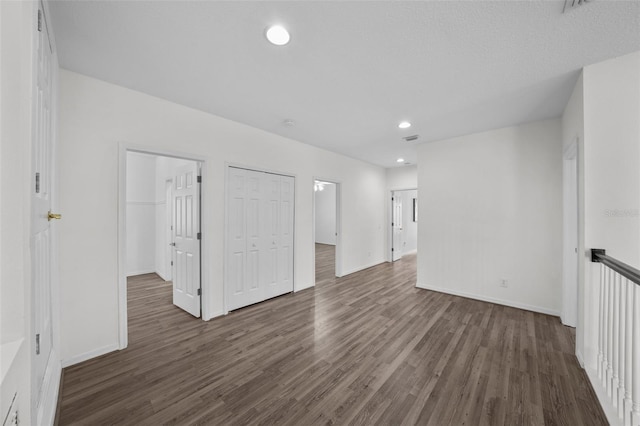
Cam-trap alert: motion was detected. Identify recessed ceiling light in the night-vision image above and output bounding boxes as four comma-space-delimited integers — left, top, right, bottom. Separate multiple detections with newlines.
397, 158, 405, 163
398, 121, 411, 129
266, 25, 290, 46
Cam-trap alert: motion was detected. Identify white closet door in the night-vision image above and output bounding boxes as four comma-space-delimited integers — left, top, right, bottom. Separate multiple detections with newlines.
278, 175, 295, 296
263, 173, 281, 299
245, 170, 265, 306
226, 168, 295, 311
227, 168, 248, 311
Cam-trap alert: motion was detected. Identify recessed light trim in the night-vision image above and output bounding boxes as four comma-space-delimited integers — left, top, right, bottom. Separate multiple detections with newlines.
397, 158, 405, 163
266, 25, 290, 46
398, 121, 411, 129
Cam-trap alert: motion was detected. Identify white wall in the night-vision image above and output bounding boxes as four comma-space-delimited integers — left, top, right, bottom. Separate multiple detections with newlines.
57, 70, 386, 363
417, 119, 563, 315
315, 183, 336, 245
386, 165, 417, 191
0, 2, 39, 424
562, 73, 586, 360
579, 51, 640, 368
126, 152, 157, 276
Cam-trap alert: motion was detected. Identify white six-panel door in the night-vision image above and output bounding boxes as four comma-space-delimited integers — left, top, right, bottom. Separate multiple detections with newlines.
227, 167, 294, 311
172, 163, 201, 317
33, 2, 55, 412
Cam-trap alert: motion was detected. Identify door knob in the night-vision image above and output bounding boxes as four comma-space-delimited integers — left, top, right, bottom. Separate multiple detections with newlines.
47, 211, 61, 221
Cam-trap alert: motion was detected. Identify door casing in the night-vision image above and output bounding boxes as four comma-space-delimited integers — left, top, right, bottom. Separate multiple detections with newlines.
117, 144, 209, 350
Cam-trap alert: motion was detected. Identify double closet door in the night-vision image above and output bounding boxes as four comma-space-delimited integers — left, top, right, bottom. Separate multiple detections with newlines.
227, 167, 294, 311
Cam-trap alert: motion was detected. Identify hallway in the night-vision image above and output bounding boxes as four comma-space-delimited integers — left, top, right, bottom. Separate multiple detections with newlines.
58, 254, 605, 425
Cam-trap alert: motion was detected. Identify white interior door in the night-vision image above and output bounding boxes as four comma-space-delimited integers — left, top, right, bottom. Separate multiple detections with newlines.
226, 167, 294, 311
172, 163, 201, 317
32, 1, 55, 411
392, 194, 403, 261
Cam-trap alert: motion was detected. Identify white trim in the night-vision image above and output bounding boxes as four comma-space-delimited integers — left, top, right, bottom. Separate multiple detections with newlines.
341, 260, 386, 277
294, 282, 315, 293
126, 200, 157, 206
126, 269, 156, 277
576, 349, 585, 368
416, 283, 560, 317
118, 143, 211, 352
585, 366, 623, 426
36, 349, 61, 426
61, 344, 119, 368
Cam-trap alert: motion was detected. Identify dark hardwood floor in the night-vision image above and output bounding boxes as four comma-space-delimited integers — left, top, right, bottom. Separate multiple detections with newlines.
58, 252, 607, 425
315, 243, 336, 285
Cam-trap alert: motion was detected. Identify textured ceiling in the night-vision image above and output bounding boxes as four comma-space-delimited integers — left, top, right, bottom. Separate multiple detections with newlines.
49, 1, 640, 168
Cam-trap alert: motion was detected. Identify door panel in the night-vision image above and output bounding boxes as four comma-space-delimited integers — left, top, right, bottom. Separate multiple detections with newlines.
33, 1, 54, 409
172, 163, 201, 317
226, 168, 295, 310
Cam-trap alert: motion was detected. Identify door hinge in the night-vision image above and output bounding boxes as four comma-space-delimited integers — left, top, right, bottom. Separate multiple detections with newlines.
197, 175, 202, 183
197, 232, 201, 240
391, 222, 394, 226
37, 10, 42, 32
171, 261, 173, 266
35, 334, 40, 355
391, 248, 394, 252
197, 288, 201, 296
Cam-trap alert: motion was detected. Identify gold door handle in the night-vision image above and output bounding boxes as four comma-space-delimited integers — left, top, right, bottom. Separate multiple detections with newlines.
48, 211, 62, 221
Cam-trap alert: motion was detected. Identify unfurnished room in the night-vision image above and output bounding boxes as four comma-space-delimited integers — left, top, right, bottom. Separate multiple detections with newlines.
1, 1, 639, 425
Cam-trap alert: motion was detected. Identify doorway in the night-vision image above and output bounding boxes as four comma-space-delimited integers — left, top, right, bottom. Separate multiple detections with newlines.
391, 189, 418, 261
119, 149, 204, 348
562, 141, 578, 327
313, 179, 341, 284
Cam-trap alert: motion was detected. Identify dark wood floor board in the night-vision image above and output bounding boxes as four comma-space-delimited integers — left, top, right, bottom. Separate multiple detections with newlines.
58, 247, 607, 425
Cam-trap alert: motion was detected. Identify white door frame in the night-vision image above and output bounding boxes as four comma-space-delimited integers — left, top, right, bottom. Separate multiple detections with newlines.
164, 179, 173, 281
311, 177, 343, 285
389, 188, 417, 262
223, 162, 297, 315
562, 140, 579, 327
117, 143, 209, 350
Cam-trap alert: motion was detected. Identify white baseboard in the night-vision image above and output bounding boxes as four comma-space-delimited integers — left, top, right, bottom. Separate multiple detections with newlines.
416, 283, 560, 317
576, 349, 585, 368
156, 270, 171, 282
61, 343, 119, 368
294, 282, 314, 293
203, 310, 224, 321
126, 269, 156, 277
37, 349, 61, 426
340, 259, 385, 277
585, 366, 623, 426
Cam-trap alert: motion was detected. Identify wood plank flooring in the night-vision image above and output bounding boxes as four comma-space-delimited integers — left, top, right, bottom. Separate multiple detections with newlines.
315, 243, 336, 284
58, 252, 607, 425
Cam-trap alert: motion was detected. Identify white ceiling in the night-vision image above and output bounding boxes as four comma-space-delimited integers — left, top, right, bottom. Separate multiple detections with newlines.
49, 1, 640, 168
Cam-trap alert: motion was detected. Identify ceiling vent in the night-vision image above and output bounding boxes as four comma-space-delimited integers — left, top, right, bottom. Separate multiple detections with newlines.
403, 135, 419, 142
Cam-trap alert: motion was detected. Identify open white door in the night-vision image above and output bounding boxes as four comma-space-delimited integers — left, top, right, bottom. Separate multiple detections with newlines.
32, 2, 58, 422
392, 195, 403, 261
171, 163, 201, 317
